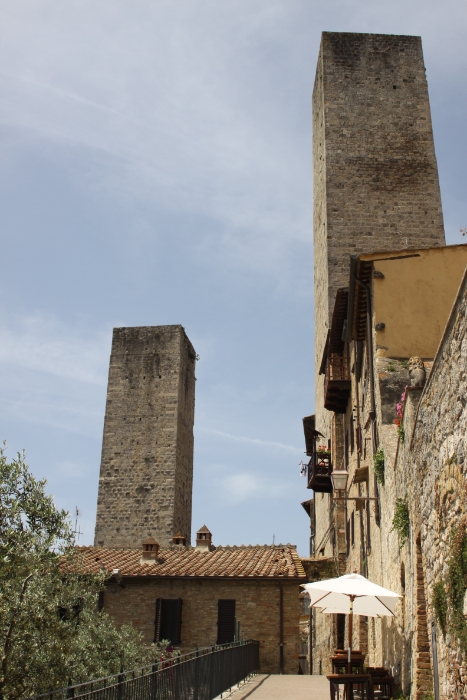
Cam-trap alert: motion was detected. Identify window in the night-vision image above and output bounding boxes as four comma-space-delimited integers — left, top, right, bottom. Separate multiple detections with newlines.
217, 599, 236, 644
154, 598, 183, 645
356, 426, 362, 454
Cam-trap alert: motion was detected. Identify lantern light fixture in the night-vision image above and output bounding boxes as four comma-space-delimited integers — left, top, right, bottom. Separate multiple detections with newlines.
331, 468, 349, 493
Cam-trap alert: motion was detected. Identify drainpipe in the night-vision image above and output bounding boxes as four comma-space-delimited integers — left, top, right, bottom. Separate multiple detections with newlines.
279, 585, 284, 674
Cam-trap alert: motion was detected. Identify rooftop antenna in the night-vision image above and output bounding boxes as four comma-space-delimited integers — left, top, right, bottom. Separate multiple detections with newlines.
73, 507, 83, 544
273, 534, 275, 546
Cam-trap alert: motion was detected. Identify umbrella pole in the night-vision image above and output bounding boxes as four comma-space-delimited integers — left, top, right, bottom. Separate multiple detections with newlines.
348, 595, 355, 674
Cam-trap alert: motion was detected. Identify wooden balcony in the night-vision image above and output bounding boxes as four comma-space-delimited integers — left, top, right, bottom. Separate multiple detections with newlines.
324, 354, 351, 414
307, 452, 333, 493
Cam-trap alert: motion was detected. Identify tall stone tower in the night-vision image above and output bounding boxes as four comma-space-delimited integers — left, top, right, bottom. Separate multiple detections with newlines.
94, 325, 196, 549
313, 32, 445, 435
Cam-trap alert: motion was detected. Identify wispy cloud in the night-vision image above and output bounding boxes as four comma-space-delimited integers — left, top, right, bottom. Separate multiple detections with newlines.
219, 472, 293, 504
199, 427, 302, 454
0, 313, 110, 385
0, 313, 109, 436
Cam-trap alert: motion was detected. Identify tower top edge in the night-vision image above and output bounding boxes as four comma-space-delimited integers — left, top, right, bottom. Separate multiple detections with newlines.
321, 31, 421, 42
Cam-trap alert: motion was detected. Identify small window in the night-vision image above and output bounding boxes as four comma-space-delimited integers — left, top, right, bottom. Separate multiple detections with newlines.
217, 599, 236, 644
356, 426, 362, 454
154, 598, 183, 645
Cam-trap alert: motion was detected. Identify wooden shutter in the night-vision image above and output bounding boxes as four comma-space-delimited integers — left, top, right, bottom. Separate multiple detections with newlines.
217, 599, 236, 644
158, 599, 183, 645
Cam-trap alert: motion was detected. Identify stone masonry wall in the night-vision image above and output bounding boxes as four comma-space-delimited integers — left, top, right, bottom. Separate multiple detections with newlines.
313, 31, 445, 437
94, 326, 196, 549
405, 269, 467, 699
102, 578, 300, 675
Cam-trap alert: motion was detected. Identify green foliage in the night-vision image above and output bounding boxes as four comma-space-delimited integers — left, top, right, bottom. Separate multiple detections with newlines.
397, 425, 405, 443
0, 447, 164, 699
373, 449, 385, 486
432, 520, 467, 656
398, 360, 409, 370
390, 498, 410, 547
432, 579, 448, 638
387, 362, 396, 372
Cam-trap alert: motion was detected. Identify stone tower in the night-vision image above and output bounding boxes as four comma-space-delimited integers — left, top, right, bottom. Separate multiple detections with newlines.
313, 32, 445, 435
94, 325, 196, 549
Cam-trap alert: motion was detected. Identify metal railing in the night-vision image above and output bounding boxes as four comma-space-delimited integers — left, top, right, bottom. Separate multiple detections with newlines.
307, 450, 332, 491
27, 640, 260, 700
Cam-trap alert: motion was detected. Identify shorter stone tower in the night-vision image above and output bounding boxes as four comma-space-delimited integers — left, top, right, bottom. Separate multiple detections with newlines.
94, 325, 196, 549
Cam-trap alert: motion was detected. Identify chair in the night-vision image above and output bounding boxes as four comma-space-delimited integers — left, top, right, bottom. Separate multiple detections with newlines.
327, 673, 374, 700
366, 667, 394, 699
331, 652, 365, 675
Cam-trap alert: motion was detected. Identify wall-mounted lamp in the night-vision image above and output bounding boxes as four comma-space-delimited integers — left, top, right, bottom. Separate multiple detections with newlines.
331, 469, 349, 492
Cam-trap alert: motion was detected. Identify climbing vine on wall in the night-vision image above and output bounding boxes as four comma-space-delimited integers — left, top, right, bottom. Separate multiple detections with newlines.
390, 497, 410, 547
433, 518, 467, 655
373, 448, 385, 485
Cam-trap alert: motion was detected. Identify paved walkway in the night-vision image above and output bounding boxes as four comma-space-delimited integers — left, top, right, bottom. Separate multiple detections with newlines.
220, 674, 329, 700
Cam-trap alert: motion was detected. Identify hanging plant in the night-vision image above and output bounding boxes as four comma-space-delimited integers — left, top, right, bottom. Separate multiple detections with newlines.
373, 449, 385, 485
395, 389, 407, 443
390, 497, 410, 547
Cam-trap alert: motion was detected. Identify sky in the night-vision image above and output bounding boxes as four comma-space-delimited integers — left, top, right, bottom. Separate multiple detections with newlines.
1, 0, 466, 556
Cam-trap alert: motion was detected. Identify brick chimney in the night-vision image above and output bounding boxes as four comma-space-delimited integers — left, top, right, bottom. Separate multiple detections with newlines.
141, 537, 159, 561
172, 532, 186, 546
195, 525, 213, 552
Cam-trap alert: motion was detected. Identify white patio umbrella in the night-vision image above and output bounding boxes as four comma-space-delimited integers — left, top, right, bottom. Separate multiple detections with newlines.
302, 572, 401, 671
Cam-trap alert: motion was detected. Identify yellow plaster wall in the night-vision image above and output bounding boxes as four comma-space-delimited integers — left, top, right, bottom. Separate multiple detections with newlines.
362, 245, 467, 358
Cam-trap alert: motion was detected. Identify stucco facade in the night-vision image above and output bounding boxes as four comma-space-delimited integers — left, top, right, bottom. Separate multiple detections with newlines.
306, 247, 467, 696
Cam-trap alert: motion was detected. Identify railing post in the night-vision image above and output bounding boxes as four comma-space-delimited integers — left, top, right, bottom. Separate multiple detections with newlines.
117, 666, 123, 700
150, 662, 158, 700
193, 648, 199, 700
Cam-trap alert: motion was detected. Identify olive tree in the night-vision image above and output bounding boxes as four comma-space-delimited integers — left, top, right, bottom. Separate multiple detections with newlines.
0, 447, 164, 699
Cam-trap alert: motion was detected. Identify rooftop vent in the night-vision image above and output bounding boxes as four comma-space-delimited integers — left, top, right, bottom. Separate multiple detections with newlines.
172, 532, 186, 546
196, 525, 213, 552
141, 537, 159, 561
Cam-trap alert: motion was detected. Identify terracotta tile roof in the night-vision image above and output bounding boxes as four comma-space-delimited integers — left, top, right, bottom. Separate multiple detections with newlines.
74, 544, 306, 580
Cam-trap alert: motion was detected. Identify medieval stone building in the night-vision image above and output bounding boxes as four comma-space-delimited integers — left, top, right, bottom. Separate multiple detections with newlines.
90, 326, 303, 673
304, 31, 467, 699
80, 528, 304, 674
94, 325, 196, 549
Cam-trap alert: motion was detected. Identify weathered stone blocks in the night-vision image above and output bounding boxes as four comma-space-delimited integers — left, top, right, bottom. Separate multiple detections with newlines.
94, 325, 196, 549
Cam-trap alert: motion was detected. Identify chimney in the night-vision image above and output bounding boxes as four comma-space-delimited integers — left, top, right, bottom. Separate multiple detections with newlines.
172, 532, 186, 546
141, 537, 159, 561
195, 525, 213, 552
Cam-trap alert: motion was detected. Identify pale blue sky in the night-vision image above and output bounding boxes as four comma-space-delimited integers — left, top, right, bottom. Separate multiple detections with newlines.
1, 0, 466, 555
